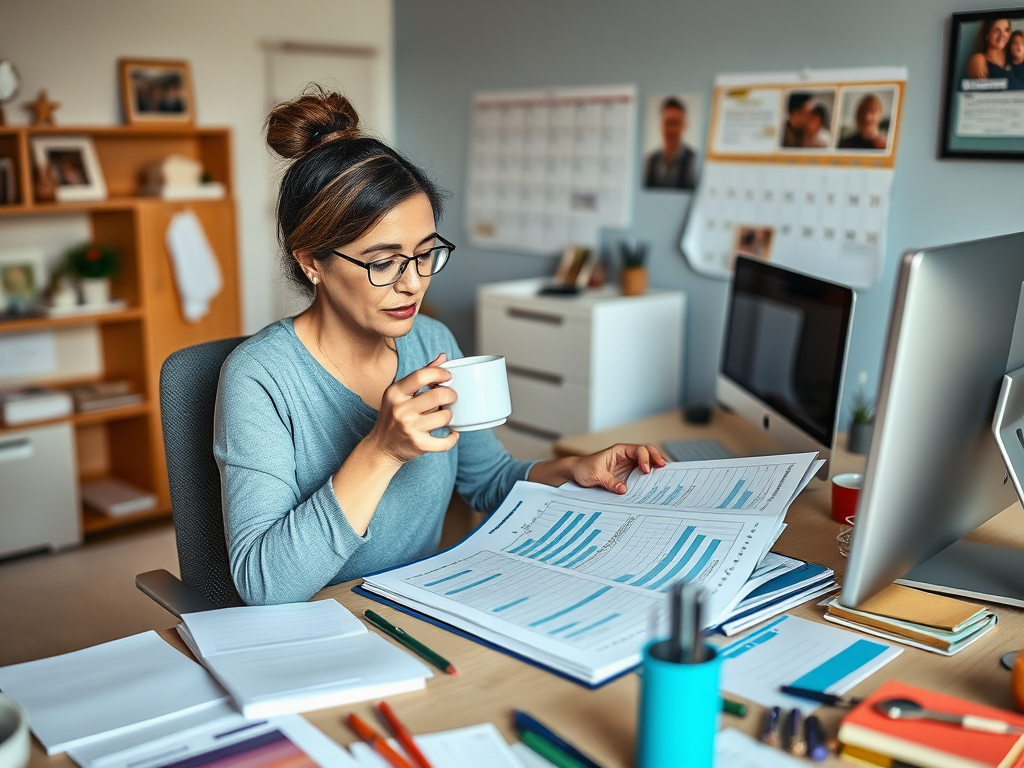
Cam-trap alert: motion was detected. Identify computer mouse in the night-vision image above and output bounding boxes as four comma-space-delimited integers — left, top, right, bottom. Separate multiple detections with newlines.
683, 404, 711, 424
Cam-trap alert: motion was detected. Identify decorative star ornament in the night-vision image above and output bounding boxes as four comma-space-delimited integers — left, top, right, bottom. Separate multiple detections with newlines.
24, 89, 60, 126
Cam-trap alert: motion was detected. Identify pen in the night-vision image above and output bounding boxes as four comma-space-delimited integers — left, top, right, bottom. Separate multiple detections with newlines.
519, 730, 587, 768
787, 708, 806, 756
722, 698, 747, 718
377, 702, 434, 768
346, 713, 416, 768
780, 685, 862, 708
512, 710, 605, 768
805, 715, 828, 761
364, 610, 459, 675
760, 706, 782, 747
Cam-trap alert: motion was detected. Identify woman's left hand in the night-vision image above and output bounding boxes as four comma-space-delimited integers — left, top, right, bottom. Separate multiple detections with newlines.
567, 443, 667, 494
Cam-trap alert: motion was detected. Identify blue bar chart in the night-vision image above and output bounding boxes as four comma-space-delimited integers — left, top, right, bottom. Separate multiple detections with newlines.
502, 503, 742, 592
617, 461, 795, 511
407, 551, 659, 650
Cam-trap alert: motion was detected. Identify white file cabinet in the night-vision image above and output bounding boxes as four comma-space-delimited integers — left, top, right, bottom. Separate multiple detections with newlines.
477, 279, 685, 440
0, 422, 80, 558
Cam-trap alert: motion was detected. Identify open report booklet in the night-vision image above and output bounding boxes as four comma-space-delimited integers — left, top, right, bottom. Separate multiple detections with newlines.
362, 452, 821, 685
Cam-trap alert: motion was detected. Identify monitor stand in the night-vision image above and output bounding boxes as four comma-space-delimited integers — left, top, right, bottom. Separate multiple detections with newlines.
895, 539, 1024, 608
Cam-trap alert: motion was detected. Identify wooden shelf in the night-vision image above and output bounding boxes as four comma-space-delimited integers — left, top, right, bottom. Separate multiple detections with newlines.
0, 402, 151, 436
0, 307, 143, 333
0, 196, 231, 218
83, 504, 171, 536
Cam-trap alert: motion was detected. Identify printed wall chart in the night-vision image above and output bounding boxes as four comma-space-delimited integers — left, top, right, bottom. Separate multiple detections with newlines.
682, 67, 907, 289
465, 85, 637, 254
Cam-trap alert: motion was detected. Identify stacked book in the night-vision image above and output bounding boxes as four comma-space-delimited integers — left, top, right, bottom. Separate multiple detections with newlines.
823, 584, 997, 655
0, 386, 73, 425
839, 680, 1024, 768
68, 381, 143, 413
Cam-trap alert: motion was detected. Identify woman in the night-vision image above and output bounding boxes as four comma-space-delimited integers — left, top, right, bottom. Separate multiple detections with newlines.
215, 88, 666, 606
839, 94, 887, 150
966, 18, 1013, 80
1009, 30, 1024, 90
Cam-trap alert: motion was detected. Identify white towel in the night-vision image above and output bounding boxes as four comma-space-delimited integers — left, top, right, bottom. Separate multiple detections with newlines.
165, 210, 223, 323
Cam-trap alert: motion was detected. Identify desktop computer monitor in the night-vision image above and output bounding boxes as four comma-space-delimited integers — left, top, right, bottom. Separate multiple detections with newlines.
717, 257, 855, 479
842, 231, 1024, 609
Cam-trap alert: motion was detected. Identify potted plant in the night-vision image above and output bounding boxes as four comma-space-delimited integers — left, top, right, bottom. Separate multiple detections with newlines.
848, 372, 876, 455
65, 242, 119, 306
619, 240, 649, 296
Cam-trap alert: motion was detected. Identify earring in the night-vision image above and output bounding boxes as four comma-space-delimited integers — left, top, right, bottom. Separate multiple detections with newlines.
312, 275, 319, 285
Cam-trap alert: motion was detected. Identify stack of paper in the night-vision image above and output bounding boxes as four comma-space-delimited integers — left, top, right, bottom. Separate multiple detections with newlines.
823, 584, 997, 655
0, 631, 227, 756
177, 600, 432, 717
362, 453, 821, 685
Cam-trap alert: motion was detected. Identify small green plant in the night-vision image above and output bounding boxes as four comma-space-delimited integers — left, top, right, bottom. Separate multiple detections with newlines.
618, 240, 649, 269
850, 371, 876, 425
66, 243, 119, 280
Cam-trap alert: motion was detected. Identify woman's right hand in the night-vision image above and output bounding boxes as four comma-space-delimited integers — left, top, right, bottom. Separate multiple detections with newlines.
367, 353, 459, 465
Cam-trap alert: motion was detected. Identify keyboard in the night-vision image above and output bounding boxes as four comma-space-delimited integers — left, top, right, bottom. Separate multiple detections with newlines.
661, 439, 736, 463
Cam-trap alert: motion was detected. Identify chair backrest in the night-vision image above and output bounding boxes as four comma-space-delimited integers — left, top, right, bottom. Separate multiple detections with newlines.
160, 336, 248, 608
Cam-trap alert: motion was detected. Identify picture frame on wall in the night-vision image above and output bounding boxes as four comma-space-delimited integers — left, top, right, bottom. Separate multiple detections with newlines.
119, 58, 195, 125
30, 136, 107, 202
941, 9, 1024, 160
0, 247, 46, 315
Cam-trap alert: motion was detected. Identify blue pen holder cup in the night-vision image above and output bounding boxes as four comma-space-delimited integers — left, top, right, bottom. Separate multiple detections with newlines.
637, 640, 721, 768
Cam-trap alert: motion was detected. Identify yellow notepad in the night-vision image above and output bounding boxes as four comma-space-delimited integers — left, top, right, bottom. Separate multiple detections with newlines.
846, 584, 986, 632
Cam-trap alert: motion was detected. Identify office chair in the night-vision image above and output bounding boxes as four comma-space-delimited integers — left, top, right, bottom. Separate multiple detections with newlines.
136, 336, 248, 617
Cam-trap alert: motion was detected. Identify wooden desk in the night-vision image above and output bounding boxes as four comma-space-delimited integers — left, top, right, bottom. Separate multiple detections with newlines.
25, 408, 1024, 768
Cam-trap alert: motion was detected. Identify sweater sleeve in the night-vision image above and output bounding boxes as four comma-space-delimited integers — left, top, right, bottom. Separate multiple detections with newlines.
214, 350, 369, 605
443, 334, 536, 513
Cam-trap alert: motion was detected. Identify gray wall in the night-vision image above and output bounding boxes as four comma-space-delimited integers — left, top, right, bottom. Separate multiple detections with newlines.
394, 0, 1024, 427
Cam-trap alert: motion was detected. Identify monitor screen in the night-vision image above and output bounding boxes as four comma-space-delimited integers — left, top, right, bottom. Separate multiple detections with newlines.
721, 258, 854, 447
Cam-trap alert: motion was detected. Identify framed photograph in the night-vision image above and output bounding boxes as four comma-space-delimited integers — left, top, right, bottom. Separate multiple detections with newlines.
119, 58, 195, 125
30, 136, 107, 202
0, 247, 46, 314
642, 93, 702, 191
553, 246, 596, 289
941, 9, 1024, 160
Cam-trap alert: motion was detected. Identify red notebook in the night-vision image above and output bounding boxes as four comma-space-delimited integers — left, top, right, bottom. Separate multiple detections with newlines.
839, 680, 1024, 768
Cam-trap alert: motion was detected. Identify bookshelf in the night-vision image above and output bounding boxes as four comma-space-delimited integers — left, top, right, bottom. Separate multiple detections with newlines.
0, 125, 240, 539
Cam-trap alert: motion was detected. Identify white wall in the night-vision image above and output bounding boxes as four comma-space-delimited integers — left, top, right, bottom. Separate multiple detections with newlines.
0, 0, 394, 334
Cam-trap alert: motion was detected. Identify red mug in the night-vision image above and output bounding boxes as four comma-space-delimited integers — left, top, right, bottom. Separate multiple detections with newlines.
831, 473, 863, 524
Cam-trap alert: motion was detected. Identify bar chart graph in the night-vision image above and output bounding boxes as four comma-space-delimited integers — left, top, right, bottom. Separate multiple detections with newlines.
606, 461, 797, 511
502, 502, 743, 592
407, 551, 659, 650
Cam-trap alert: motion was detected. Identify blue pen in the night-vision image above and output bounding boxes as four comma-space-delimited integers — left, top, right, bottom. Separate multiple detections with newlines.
760, 706, 781, 747
513, 710, 605, 768
805, 715, 828, 761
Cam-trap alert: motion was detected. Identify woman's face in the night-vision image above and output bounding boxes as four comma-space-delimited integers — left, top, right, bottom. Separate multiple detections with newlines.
1011, 34, 1024, 65
859, 102, 882, 133
988, 19, 1012, 50
313, 192, 439, 340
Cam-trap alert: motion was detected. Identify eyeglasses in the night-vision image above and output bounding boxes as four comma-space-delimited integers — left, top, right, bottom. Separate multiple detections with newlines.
332, 235, 455, 287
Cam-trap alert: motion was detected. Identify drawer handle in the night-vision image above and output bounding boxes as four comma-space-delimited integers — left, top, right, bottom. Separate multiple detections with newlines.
0, 437, 32, 463
507, 365, 564, 386
506, 307, 564, 326
504, 419, 562, 441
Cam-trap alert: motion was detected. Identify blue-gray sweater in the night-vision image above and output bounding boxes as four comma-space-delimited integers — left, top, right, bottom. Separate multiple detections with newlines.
214, 316, 533, 605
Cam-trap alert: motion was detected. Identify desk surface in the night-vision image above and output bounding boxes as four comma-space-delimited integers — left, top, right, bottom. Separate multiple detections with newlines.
27, 408, 1024, 768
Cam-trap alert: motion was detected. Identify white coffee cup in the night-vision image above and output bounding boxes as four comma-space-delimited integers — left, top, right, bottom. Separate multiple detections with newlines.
0, 694, 29, 768
439, 355, 512, 431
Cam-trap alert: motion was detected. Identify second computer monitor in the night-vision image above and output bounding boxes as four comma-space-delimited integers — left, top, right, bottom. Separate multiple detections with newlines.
717, 257, 855, 479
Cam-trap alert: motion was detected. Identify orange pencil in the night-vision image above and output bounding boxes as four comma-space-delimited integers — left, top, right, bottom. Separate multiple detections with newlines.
377, 701, 435, 768
346, 713, 416, 768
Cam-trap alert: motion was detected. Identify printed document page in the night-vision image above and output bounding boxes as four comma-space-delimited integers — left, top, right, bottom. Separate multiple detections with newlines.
363, 453, 817, 684
348, 724, 521, 768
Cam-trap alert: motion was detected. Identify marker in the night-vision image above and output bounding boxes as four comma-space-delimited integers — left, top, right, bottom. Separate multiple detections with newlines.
377, 702, 434, 768
786, 708, 806, 756
346, 713, 415, 768
364, 610, 458, 675
512, 711, 604, 768
760, 706, 782, 747
722, 698, 747, 718
805, 715, 828, 761
519, 730, 588, 768
780, 685, 861, 708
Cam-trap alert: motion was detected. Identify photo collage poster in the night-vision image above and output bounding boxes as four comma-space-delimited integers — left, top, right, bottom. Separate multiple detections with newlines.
465, 85, 637, 255
682, 67, 907, 289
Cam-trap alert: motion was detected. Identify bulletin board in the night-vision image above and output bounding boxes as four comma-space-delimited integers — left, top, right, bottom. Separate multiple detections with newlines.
465, 84, 637, 255
682, 67, 907, 289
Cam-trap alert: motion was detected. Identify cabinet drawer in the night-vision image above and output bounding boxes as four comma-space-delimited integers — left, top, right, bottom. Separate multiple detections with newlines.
507, 368, 590, 437
478, 305, 591, 380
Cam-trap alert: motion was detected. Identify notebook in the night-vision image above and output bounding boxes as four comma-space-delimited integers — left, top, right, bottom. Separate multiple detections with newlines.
838, 680, 1024, 768
851, 584, 989, 632
177, 600, 432, 718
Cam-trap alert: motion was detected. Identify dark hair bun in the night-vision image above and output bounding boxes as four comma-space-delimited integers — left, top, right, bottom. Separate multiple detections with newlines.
265, 85, 361, 159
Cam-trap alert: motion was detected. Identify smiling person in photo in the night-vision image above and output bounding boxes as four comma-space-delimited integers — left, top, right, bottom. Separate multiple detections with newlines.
215, 87, 666, 605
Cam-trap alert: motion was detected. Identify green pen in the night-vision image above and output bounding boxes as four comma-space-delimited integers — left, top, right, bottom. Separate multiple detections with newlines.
520, 730, 588, 768
363, 609, 459, 675
722, 697, 748, 718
